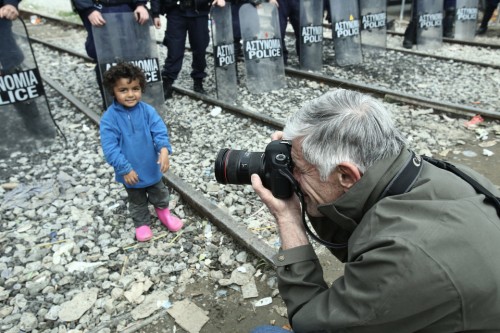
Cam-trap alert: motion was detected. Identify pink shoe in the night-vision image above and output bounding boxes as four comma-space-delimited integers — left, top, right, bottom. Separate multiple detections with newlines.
135, 225, 153, 242
155, 207, 183, 232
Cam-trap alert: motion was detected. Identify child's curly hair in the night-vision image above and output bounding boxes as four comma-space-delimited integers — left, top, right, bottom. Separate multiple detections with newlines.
103, 62, 146, 95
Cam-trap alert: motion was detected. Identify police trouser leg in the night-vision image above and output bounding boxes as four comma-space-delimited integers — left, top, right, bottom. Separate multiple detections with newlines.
277, 0, 290, 64
162, 9, 188, 81
287, 0, 301, 59
187, 15, 209, 80
0, 20, 24, 70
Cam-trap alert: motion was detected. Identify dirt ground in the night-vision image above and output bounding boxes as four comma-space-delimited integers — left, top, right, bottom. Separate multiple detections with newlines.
138, 252, 343, 333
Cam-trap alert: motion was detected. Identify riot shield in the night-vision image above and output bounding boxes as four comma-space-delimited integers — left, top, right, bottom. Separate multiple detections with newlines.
92, 13, 164, 110
329, 0, 363, 67
359, 0, 387, 51
239, 3, 286, 94
416, 0, 444, 50
299, 0, 323, 72
0, 18, 56, 158
211, 5, 238, 104
454, 0, 478, 41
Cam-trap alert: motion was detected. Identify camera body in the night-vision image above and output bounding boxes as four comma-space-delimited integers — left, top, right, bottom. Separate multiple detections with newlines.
215, 140, 294, 199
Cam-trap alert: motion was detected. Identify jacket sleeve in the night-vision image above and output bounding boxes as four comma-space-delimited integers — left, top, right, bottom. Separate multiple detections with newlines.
100, 112, 133, 177
4, 0, 21, 7
276, 239, 459, 332
133, 0, 148, 9
146, 105, 172, 155
150, 0, 160, 17
72, 0, 98, 17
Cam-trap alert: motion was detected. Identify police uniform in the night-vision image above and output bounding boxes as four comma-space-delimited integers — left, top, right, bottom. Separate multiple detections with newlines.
151, 0, 212, 98
0, 0, 55, 138
72, 0, 147, 60
0, 0, 24, 70
226, 0, 262, 59
403, 0, 456, 48
477, 0, 500, 34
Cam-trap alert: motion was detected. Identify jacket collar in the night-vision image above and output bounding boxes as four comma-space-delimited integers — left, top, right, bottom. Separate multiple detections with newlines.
317, 148, 412, 232
112, 99, 140, 112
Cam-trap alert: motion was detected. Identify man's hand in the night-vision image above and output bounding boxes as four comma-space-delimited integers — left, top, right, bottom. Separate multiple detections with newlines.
124, 170, 139, 185
134, 5, 149, 25
153, 17, 161, 29
268, 0, 279, 7
212, 0, 226, 7
251, 174, 308, 249
0, 4, 19, 20
88, 10, 106, 26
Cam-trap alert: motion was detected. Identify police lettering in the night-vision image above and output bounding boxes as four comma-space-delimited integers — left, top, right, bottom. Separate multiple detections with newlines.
244, 38, 282, 60
362, 12, 386, 30
105, 58, 161, 83
215, 44, 235, 67
301, 25, 323, 44
0, 70, 41, 105
457, 7, 478, 21
335, 19, 360, 38
418, 13, 443, 28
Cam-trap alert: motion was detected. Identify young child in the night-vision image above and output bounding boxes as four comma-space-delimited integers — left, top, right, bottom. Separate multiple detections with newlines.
100, 62, 183, 242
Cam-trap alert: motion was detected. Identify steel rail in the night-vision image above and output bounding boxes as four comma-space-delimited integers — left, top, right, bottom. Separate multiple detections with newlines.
387, 30, 500, 50
323, 23, 500, 50
287, 31, 500, 70
284, 67, 500, 120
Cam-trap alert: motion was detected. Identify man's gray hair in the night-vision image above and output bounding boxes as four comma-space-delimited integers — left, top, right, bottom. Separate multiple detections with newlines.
283, 89, 406, 180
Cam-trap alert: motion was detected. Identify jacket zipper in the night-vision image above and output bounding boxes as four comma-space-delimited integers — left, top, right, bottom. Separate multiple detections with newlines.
127, 112, 135, 133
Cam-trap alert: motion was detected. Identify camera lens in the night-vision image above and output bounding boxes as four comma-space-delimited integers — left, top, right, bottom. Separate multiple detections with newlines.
215, 149, 264, 185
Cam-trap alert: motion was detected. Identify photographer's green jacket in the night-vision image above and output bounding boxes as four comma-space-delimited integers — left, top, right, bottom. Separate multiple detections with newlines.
274, 148, 500, 332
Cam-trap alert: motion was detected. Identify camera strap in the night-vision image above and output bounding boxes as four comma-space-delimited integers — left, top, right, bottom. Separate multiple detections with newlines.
279, 169, 348, 249
422, 156, 500, 218
380, 152, 500, 218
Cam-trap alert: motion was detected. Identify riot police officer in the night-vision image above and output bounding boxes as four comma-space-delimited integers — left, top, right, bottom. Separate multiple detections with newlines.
274, 0, 298, 65
227, 0, 261, 60
72, 0, 149, 108
0, 0, 55, 141
477, 0, 500, 34
151, 0, 225, 100
403, 0, 456, 48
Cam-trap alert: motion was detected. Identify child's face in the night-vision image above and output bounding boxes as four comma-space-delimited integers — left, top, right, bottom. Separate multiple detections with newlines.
112, 78, 142, 108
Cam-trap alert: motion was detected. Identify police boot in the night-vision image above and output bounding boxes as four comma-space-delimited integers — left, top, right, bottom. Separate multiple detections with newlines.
402, 21, 416, 49
476, 25, 487, 35
234, 39, 244, 61
193, 79, 206, 94
163, 78, 174, 100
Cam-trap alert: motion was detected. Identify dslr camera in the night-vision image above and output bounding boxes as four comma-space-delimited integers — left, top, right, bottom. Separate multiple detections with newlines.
214, 140, 294, 199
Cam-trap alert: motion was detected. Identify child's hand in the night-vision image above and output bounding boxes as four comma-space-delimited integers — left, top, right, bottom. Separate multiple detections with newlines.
124, 170, 139, 185
158, 148, 170, 173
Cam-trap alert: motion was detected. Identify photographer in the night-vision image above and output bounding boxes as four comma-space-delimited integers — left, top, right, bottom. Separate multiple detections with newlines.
249, 90, 500, 332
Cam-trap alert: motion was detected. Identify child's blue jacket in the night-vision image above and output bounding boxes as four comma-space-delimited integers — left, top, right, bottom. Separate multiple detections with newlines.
100, 100, 172, 188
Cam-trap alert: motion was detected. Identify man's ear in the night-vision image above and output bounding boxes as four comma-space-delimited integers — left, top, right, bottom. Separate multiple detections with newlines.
337, 162, 362, 191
